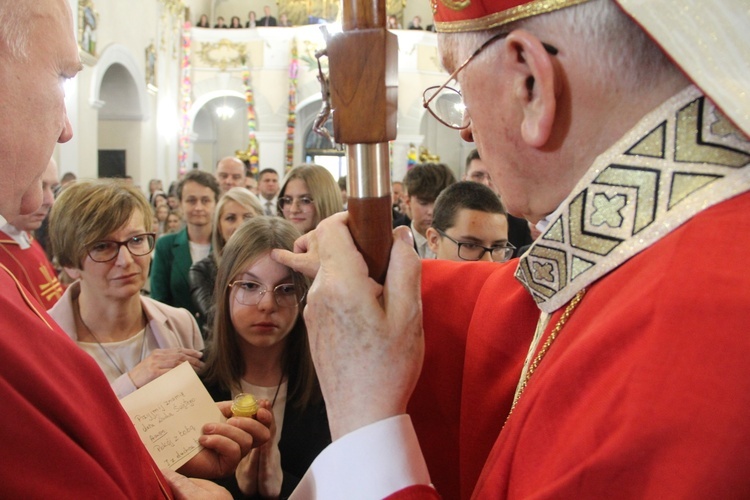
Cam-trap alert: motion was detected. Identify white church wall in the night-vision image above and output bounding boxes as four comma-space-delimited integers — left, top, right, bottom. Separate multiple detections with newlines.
58, 1, 461, 190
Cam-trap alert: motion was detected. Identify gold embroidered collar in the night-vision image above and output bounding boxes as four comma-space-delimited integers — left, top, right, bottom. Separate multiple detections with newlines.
516, 86, 750, 314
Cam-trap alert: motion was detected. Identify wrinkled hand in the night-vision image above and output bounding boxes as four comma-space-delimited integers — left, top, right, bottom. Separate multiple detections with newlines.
272, 230, 320, 280
128, 348, 204, 389
301, 213, 424, 440
235, 400, 282, 497
161, 469, 232, 499
177, 401, 272, 479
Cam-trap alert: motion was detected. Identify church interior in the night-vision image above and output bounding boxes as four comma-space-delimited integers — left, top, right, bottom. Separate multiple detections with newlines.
65, 0, 468, 189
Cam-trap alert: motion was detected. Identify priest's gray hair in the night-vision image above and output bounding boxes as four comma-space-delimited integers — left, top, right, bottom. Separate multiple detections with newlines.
0, 3, 32, 59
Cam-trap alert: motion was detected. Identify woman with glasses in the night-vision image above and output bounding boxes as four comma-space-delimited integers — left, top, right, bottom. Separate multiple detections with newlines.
189, 186, 263, 338
277, 164, 343, 234
48, 180, 204, 399
201, 216, 330, 498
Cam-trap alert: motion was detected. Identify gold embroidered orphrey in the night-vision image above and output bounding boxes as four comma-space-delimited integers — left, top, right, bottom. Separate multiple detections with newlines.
516, 86, 750, 314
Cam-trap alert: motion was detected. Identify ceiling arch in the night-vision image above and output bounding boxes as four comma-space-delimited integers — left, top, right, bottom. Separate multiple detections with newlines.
89, 43, 149, 121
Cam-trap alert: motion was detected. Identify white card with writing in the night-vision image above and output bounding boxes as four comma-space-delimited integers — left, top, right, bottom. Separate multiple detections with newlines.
120, 361, 225, 470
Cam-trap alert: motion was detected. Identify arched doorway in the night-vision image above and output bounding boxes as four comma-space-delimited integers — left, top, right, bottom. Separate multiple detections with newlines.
92, 44, 149, 182
191, 93, 247, 172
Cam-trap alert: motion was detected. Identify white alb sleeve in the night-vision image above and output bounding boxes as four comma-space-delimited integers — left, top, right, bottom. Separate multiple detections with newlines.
290, 414, 433, 500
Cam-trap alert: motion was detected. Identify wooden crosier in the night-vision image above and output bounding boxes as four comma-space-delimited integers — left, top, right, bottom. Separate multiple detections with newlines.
320, 0, 397, 284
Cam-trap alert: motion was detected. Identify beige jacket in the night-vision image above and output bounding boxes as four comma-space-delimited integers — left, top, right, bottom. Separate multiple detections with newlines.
49, 281, 203, 398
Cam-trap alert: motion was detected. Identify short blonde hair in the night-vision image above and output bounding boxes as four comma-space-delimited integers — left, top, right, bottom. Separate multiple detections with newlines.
50, 179, 153, 269
278, 164, 343, 228
212, 187, 264, 259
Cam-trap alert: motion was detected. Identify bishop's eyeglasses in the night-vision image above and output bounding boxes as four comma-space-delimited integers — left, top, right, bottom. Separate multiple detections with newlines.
423, 32, 559, 130
437, 229, 516, 262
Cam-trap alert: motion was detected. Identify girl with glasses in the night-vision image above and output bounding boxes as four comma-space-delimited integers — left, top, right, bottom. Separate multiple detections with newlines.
277, 164, 343, 234
201, 216, 330, 498
48, 180, 204, 398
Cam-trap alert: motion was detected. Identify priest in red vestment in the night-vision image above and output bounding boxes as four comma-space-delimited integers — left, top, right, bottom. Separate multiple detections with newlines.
0, 1, 270, 496
0, 158, 64, 309
276, 0, 750, 498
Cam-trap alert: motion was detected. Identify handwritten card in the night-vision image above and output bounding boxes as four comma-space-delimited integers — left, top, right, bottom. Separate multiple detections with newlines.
120, 361, 225, 470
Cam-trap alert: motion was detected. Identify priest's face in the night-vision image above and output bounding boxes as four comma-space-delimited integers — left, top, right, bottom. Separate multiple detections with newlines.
8, 158, 59, 231
0, 0, 80, 219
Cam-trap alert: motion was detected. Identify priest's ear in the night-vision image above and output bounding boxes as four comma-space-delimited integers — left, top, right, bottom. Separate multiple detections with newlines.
504, 29, 559, 148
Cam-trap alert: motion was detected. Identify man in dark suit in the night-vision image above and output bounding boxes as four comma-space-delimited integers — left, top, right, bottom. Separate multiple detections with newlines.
402, 163, 456, 258
258, 5, 277, 26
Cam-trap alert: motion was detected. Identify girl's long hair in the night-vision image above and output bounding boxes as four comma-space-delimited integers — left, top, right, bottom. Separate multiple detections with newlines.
201, 216, 320, 410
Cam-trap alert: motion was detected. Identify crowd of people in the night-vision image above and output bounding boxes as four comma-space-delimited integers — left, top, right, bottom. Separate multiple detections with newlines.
0, 123, 540, 498
3, 138, 523, 497
2, 0, 748, 498
196, 6, 293, 29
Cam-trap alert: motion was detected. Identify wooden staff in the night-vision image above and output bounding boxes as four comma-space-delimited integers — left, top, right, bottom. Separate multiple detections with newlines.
324, 0, 397, 283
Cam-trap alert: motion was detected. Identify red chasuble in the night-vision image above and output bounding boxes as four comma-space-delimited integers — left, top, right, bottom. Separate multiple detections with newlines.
0, 232, 64, 309
0, 264, 171, 498
400, 191, 750, 500
409, 259, 538, 500
395, 87, 750, 499
474, 191, 750, 498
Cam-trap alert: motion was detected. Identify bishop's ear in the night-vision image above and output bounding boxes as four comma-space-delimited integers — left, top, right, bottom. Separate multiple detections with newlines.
504, 30, 559, 148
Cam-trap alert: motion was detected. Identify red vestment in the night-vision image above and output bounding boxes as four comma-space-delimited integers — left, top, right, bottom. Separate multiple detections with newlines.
399, 191, 750, 499
391, 88, 750, 499
408, 260, 538, 499
0, 231, 64, 308
0, 264, 171, 498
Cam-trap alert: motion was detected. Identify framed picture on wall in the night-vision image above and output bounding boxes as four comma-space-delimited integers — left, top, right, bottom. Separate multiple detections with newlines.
78, 0, 98, 62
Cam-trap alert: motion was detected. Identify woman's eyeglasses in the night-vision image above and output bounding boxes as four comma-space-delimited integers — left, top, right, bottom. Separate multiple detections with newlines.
86, 233, 156, 262
278, 195, 314, 211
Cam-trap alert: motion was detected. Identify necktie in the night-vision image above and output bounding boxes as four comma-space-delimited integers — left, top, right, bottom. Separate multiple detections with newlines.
265, 201, 274, 216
